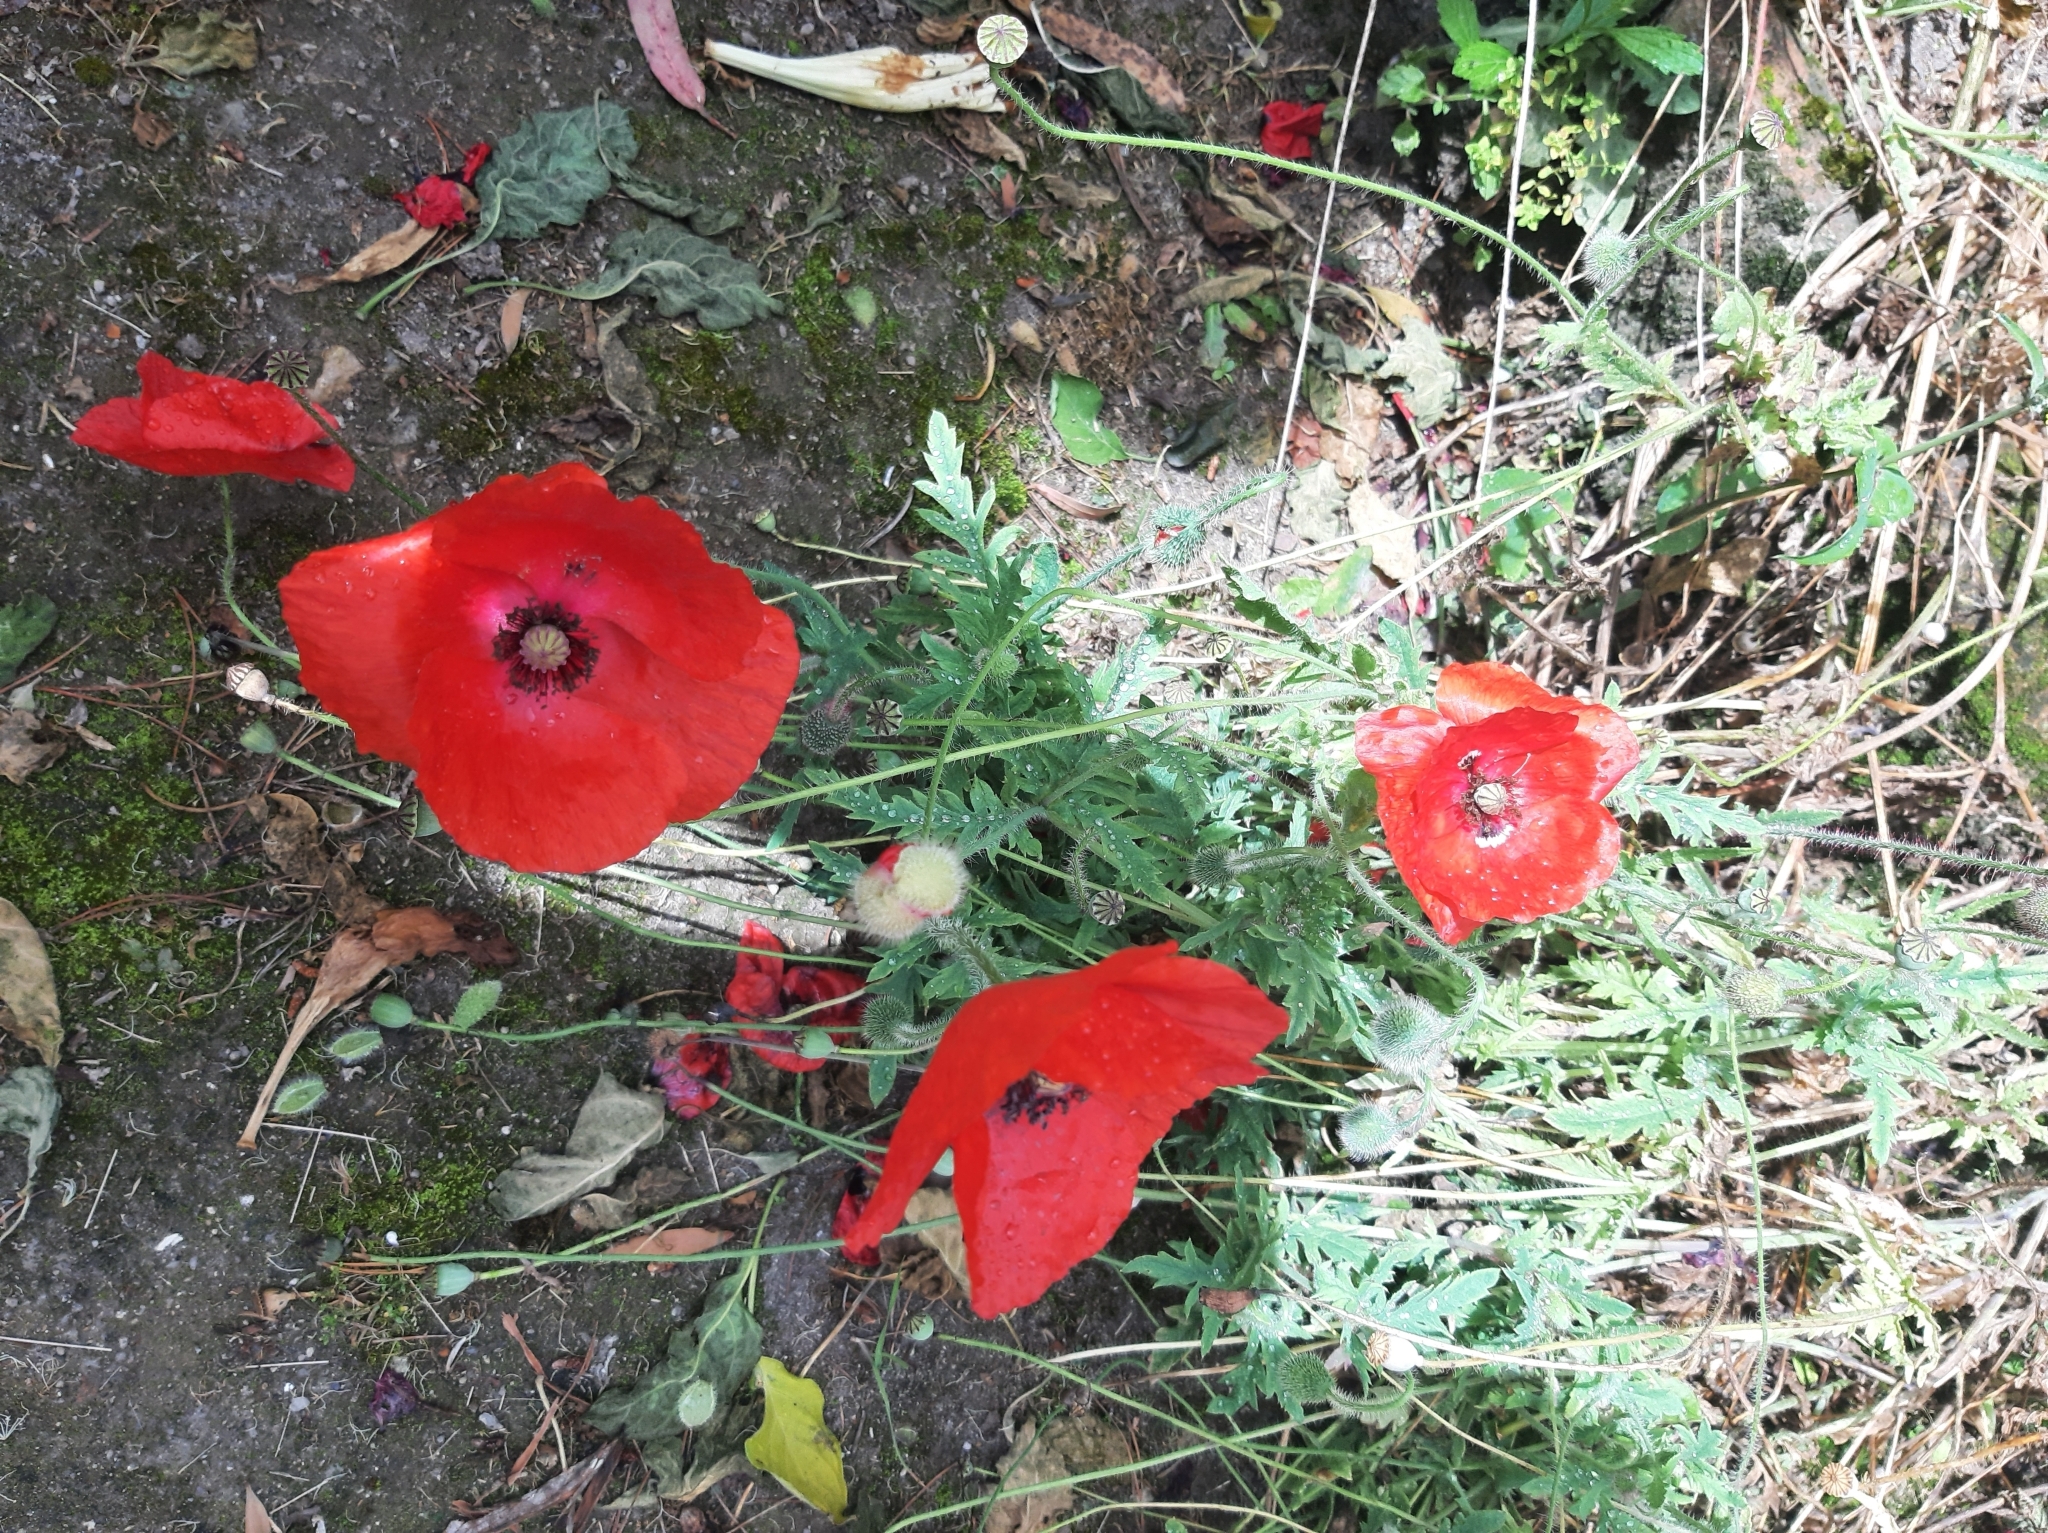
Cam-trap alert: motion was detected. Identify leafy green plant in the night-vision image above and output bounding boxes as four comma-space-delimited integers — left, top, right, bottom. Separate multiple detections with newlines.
1379, 0, 1704, 239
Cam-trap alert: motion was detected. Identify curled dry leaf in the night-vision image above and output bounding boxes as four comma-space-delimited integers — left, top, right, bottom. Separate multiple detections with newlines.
1028, 481, 1121, 520
987, 1414, 1132, 1533
1041, 175, 1118, 211
253, 1287, 308, 1320
245, 1485, 279, 1533
237, 905, 519, 1147
1182, 267, 1275, 310
131, 106, 176, 150
937, 109, 1028, 169
0, 896, 61, 1067
488, 1072, 666, 1222
0, 709, 66, 785
498, 288, 529, 355
326, 219, 438, 286
903, 1186, 971, 1298
258, 792, 380, 924
605, 1225, 733, 1272
916, 13, 975, 44
1011, 2, 1189, 115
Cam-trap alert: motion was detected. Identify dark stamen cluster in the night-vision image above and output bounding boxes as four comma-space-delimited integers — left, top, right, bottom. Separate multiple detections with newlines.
997, 1072, 1090, 1128
493, 601, 599, 696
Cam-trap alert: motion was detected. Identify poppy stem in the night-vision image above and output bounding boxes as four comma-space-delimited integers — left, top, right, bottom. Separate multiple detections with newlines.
273, 751, 405, 809
282, 386, 434, 520
1753, 826, 2045, 884
217, 480, 281, 653
1345, 863, 1488, 1021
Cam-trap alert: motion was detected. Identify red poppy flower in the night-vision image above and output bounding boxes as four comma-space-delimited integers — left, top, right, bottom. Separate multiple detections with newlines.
459, 141, 492, 185
649, 1029, 732, 1119
397, 174, 470, 228
725, 921, 864, 1072
1353, 661, 1639, 943
278, 463, 797, 873
840, 944, 1287, 1317
1260, 100, 1325, 161
71, 352, 355, 491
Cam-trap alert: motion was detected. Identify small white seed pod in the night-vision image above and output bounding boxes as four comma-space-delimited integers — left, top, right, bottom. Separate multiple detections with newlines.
226, 663, 271, 702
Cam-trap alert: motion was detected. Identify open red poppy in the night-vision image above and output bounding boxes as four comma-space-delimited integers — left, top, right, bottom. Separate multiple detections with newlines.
1260, 100, 1325, 161
840, 944, 1287, 1316
279, 463, 797, 872
725, 921, 863, 1072
71, 352, 355, 491
1353, 661, 1638, 942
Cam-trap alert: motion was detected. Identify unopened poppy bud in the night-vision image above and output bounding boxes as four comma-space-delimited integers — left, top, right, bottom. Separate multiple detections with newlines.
1368, 994, 1458, 1080
225, 662, 271, 702
981, 647, 1018, 685
1188, 844, 1237, 889
1337, 1094, 1421, 1161
799, 696, 855, 757
1584, 231, 1637, 290
1721, 968, 1782, 1018
853, 842, 968, 944
2016, 889, 2048, 938
1277, 1350, 1332, 1403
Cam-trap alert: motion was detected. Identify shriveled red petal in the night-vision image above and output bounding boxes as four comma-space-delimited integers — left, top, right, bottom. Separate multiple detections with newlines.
460, 141, 492, 184
398, 175, 469, 228
726, 921, 785, 1016
73, 352, 353, 489
651, 1035, 731, 1118
832, 1180, 879, 1266
1437, 661, 1638, 796
1353, 705, 1447, 777
784, 963, 864, 1033
1260, 100, 1324, 159
739, 1027, 823, 1073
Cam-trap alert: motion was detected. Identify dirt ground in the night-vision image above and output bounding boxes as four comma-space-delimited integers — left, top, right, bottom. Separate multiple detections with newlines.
0, 0, 1893, 1528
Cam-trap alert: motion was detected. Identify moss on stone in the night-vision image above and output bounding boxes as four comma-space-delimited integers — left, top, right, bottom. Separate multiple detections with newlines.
72, 55, 116, 88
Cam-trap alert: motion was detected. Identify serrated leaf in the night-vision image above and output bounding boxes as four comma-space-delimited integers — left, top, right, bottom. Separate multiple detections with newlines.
272, 1076, 328, 1115
745, 1358, 848, 1521
477, 102, 637, 242
1545, 1087, 1703, 1142
566, 217, 777, 330
610, 166, 742, 236
1452, 38, 1516, 91
449, 980, 502, 1030
327, 1027, 384, 1063
588, 1273, 763, 1463
1608, 26, 1704, 75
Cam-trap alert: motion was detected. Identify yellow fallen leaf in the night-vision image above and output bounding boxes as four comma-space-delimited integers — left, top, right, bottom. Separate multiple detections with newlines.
1365, 285, 1427, 330
745, 1358, 848, 1522
327, 219, 437, 284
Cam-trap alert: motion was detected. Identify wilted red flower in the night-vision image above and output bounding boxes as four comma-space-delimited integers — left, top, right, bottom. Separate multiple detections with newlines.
725, 921, 863, 1072
397, 174, 470, 228
840, 944, 1287, 1316
459, 141, 492, 184
369, 1365, 421, 1426
649, 1028, 732, 1119
1353, 661, 1639, 943
831, 1175, 879, 1266
1260, 100, 1324, 160
278, 463, 797, 873
71, 352, 354, 490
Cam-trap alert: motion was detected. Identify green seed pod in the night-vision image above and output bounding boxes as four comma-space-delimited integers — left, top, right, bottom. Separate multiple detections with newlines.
2014, 889, 2048, 938
799, 698, 855, 757
1368, 994, 1459, 1081
1721, 967, 1782, 1018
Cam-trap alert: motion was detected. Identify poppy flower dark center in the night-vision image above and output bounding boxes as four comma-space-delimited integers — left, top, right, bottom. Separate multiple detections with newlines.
493, 602, 599, 695
997, 1071, 1090, 1127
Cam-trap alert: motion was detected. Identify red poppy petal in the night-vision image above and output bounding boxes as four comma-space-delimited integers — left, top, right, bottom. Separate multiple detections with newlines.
951, 1088, 1165, 1316
70, 396, 149, 462
73, 354, 354, 489
1574, 707, 1640, 799
1353, 706, 1447, 776
740, 1027, 825, 1072
1370, 770, 1478, 941
1437, 662, 1638, 797
785, 964, 864, 1032
405, 642, 700, 872
279, 523, 440, 762
426, 466, 769, 684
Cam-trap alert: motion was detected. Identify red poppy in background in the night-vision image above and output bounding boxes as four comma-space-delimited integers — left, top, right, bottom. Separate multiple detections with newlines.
279, 463, 797, 873
1261, 100, 1325, 160
725, 921, 864, 1072
71, 352, 354, 490
397, 174, 470, 228
840, 944, 1287, 1317
1353, 661, 1639, 943
649, 1029, 732, 1119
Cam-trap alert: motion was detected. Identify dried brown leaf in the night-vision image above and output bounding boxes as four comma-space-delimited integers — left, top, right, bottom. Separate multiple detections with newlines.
917, 13, 975, 44
605, 1226, 732, 1271
1017, 3, 1188, 115
245, 1485, 279, 1533
132, 106, 176, 150
0, 896, 61, 1067
327, 219, 436, 285
1041, 174, 1118, 210
0, 709, 66, 785
938, 108, 1027, 169
499, 288, 530, 355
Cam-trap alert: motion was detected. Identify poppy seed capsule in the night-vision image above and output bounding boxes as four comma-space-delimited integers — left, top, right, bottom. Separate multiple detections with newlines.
1721, 968, 1782, 1018
1363, 1330, 1419, 1372
2015, 889, 2048, 937
853, 841, 969, 944
225, 662, 271, 702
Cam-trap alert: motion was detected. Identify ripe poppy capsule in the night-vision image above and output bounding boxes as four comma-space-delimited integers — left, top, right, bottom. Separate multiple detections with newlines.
1470, 779, 1511, 817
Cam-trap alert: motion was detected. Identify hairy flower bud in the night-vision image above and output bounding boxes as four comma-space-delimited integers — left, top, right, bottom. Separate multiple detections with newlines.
799, 695, 855, 758
1188, 844, 1237, 890
1721, 968, 1782, 1018
2015, 889, 2048, 938
853, 841, 969, 944
1337, 1091, 1423, 1161
1276, 1350, 1332, 1403
981, 647, 1019, 685
1584, 231, 1637, 291
1368, 994, 1458, 1080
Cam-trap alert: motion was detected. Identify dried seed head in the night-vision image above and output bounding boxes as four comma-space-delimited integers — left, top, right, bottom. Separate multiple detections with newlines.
1086, 888, 1127, 926
1895, 929, 1949, 968
1816, 1462, 1855, 1497
225, 662, 271, 702
1585, 231, 1637, 291
865, 696, 904, 738
799, 697, 856, 757
1721, 968, 1783, 1018
1746, 107, 1785, 152
1362, 1330, 1419, 1372
1368, 994, 1458, 1080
